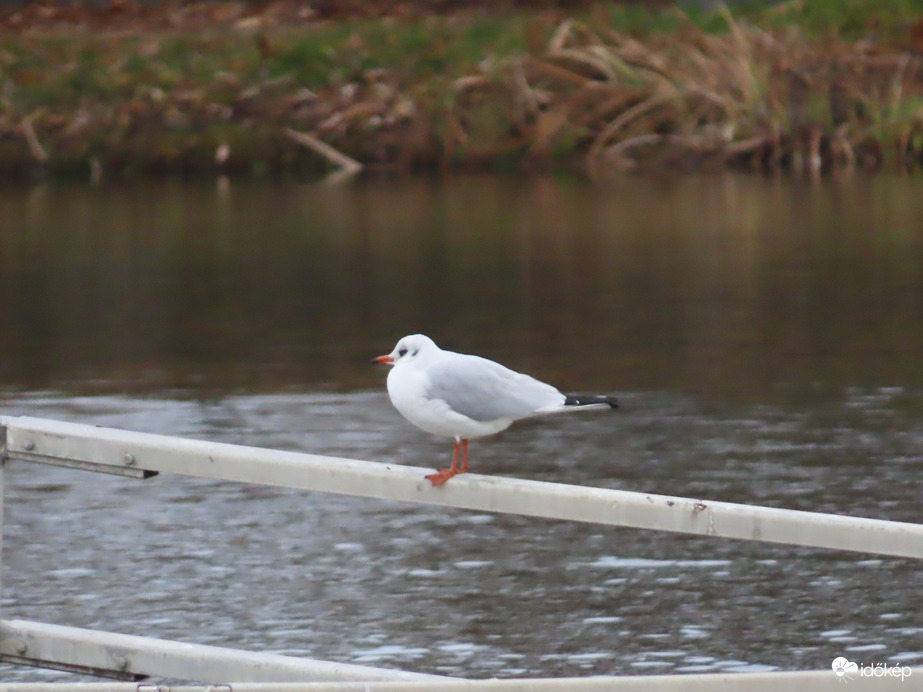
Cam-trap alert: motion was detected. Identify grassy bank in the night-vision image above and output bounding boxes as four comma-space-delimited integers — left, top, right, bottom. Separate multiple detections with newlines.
3, 0, 923, 179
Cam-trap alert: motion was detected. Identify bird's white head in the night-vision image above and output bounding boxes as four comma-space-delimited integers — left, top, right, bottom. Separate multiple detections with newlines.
372, 334, 438, 367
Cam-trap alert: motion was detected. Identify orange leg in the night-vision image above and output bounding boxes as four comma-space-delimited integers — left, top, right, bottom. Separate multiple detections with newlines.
459, 439, 469, 472
425, 438, 469, 486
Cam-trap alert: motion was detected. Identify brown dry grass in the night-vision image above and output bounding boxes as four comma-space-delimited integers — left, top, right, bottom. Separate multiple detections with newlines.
510, 13, 923, 175
3, 3, 923, 178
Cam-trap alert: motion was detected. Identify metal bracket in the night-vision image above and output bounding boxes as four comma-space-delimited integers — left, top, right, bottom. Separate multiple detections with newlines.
0, 652, 148, 681
5, 451, 159, 479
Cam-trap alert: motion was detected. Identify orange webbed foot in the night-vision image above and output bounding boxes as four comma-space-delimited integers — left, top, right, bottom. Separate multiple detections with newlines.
425, 468, 465, 486
426, 438, 469, 486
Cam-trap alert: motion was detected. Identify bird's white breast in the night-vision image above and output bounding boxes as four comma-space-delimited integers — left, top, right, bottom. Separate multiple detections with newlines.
387, 363, 512, 439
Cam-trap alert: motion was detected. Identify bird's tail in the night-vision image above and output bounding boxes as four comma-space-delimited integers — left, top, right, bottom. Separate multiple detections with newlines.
564, 394, 619, 410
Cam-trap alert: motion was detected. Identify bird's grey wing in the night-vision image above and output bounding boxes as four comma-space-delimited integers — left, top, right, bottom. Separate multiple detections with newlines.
424, 353, 564, 422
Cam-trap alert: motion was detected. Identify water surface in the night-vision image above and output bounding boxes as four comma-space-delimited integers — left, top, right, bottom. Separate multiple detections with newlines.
0, 174, 921, 682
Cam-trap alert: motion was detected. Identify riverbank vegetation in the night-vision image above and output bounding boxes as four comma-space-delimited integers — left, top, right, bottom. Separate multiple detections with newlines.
3, 0, 923, 178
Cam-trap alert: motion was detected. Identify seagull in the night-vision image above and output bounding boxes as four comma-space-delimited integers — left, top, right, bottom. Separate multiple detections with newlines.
372, 334, 618, 486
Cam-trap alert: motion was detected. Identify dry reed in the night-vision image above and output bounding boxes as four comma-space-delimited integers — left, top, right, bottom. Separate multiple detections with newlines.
3, 7, 923, 177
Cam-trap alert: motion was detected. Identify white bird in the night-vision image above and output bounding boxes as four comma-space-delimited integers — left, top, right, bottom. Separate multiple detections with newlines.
373, 334, 618, 485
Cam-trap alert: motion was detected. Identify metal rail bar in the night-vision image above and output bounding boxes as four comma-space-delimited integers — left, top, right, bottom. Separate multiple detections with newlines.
1, 416, 921, 558
2, 415, 921, 558
0, 620, 448, 683
0, 667, 917, 691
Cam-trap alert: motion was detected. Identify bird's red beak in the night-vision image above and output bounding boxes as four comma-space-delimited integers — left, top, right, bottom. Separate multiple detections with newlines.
372, 355, 394, 365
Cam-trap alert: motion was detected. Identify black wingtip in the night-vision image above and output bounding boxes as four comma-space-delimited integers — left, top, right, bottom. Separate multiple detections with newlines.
565, 394, 619, 409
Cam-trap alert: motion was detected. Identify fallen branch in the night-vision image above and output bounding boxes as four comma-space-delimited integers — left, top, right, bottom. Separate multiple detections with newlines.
283, 127, 362, 178
722, 135, 770, 156
603, 133, 667, 165
21, 114, 49, 163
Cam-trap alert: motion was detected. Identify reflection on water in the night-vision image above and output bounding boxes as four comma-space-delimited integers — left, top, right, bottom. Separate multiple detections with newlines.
2, 174, 923, 401
0, 174, 922, 682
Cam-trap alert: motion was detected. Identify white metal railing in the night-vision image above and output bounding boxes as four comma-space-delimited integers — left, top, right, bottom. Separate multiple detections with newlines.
0, 666, 916, 692
0, 415, 920, 688
0, 620, 447, 684
2, 416, 921, 558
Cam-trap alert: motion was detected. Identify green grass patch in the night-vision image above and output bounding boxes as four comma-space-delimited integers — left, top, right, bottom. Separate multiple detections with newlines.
755, 0, 923, 40
593, 0, 923, 44
262, 15, 530, 88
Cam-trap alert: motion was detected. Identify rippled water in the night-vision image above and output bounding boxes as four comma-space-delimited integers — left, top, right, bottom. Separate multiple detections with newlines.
0, 174, 922, 682
1, 388, 920, 682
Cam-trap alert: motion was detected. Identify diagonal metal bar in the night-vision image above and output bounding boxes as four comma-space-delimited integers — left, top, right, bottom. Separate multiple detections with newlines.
0, 620, 449, 683
2, 415, 921, 558
0, 668, 918, 691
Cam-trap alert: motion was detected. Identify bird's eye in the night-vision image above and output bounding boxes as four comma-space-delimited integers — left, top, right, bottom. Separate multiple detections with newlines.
398, 347, 408, 357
